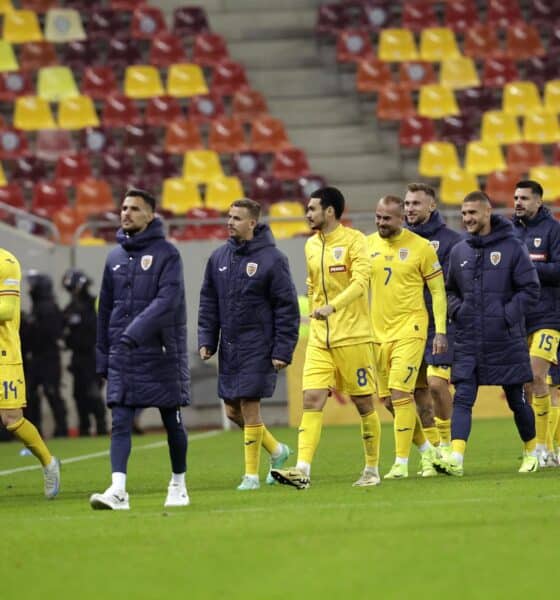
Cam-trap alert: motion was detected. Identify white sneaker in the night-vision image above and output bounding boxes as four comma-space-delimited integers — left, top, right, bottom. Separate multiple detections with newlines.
536, 447, 548, 467
43, 457, 61, 499
164, 483, 190, 507
352, 468, 381, 487
90, 487, 130, 510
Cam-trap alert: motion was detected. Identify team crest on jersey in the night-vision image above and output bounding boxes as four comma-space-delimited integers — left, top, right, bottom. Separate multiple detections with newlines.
140, 255, 153, 271
246, 262, 258, 277
490, 251, 501, 266
333, 247, 345, 261
430, 240, 440, 251
534, 237, 542, 248
399, 248, 409, 261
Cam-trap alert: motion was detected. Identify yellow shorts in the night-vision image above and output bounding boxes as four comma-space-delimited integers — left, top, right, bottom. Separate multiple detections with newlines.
0, 363, 26, 409
528, 329, 560, 364
416, 363, 452, 388
373, 338, 425, 398
303, 343, 375, 396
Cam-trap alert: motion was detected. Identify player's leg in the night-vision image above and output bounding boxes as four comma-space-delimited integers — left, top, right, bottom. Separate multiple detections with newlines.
159, 406, 190, 505
415, 363, 439, 449
236, 397, 264, 491
502, 384, 538, 473
428, 366, 453, 455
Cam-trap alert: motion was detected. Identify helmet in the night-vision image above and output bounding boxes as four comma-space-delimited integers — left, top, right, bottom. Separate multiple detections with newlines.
62, 268, 91, 293
26, 270, 53, 296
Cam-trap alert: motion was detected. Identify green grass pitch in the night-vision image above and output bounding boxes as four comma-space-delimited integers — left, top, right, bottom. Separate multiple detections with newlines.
0, 418, 558, 600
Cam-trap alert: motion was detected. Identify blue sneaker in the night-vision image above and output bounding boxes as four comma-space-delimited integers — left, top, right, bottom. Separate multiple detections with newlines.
43, 456, 60, 499
266, 443, 293, 485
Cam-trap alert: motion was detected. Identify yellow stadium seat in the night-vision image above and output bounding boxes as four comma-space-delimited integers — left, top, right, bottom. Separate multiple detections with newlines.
38, 66, 79, 102
523, 113, 560, 144
161, 178, 203, 214
440, 169, 479, 205
418, 142, 460, 177
439, 57, 480, 90
418, 84, 459, 118
167, 64, 209, 98
528, 166, 560, 201
78, 236, 106, 246
58, 95, 99, 130
0, 40, 18, 71
419, 28, 460, 62
182, 150, 224, 183
124, 65, 164, 99
269, 201, 308, 240
0, 0, 14, 13
378, 29, 418, 62
3, 10, 43, 43
502, 81, 542, 116
205, 177, 244, 212
0, 161, 7, 186
465, 141, 505, 175
543, 80, 560, 114
44, 9, 86, 43
481, 110, 522, 144
14, 96, 55, 130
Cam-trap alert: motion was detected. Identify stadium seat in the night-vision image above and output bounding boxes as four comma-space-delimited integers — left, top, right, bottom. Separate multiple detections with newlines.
502, 81, 542, 116
444, 0, 480, 32
61, 40, 98, 72
398, 116, 437, 148
0, 183, 25, 223
38, 66, 79, 102
11, 156, 46, 188
377, 83, 415, 121
0, 127, 29, 159
31, 181, 69, 217
131, 6, 167, 39
464, 24, 502, 59
81, 66, 119, 100
356, 1, 395, 32
142, 150, 178, 182
211, 60, 249, 96
149, 32, 187, 69
530, 0, 560, 27
440, 169, 479, 205
356, 57, 393, 93
230, 151, 267, 180
78, 236, 106, 246
161, 178, 202, 214
378, 29, 418, 62
315, 3, 351, 38
481, 111, 522, 144
35, 129, 75, 161
249, 175, 284, 205
506, 142, 545, 172
19, 41, 57, 71
125, 65, 164, 99
524, 56, 559, 88
482, 58, 520, 89
107, 39, 143, 71
44, 9, 86, 43
439, 57, 480, 89
0, 0, 13, 13
205, 176, 245, 212
232, 88, 268, 123
528, 166, 560, 201
123, 124, 158, 154
485, 169, 523, 205
110, 0, 147, 9
398, 61, 437, 90
402, 1, 439, 32
0, 71, 32, 100
269, 201, 308, 240
418, 84, 459, 119
439, 115, 477, 146
544, 80, 560, 114
102, 94, 142, 128
58, 95, 99, 130
208, 117, 247, 153
75, 178, 115, 216
172, 6, 209, 37
465, 141, 506, 175
250, 116, 291, 153
457, 87, 499, 119
164, 118, 203, 154
418, 142, 460, 177
80, 127, 118, 155
182, 150, 224, 183
272, 147, 311, 181
3, 10, 43, 43
172, 206, 226, 242
0, 41, 18, 72
335, 30, 374, 64
487, 0, 523, 27
193, 32, 230, 68
189, 93, 225, 123
54, 153, 92, 187
52, 207, 85, 245
419, 28, 460, 62
296, 174, 326, 200
87, 8, 128, 41
145, 95, 183, 127
14, 96, 55, 130
523, 113, 560, 144
505, 23, 544, 60
167, 63, 208, 97
100, 149, 134, 184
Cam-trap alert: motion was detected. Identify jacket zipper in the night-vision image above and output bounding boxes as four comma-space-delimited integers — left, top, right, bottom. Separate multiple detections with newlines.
320, 235, 330, 348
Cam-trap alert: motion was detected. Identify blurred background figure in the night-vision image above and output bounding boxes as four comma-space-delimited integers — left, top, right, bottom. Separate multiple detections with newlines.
23, 271, 68, 437
62, 269, 107, 437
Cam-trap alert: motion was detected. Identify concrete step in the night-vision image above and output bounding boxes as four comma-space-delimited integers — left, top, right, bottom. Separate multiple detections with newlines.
310, 153, 401, 183
249, 67, 340, 97
267, 96, 362, 126
227, 39, 321, 68
221, 0, 323, 11
289, 124, 382, 155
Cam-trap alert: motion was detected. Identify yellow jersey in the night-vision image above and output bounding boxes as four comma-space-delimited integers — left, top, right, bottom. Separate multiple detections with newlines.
306, 223, 372, 349
0, 248, 22, 365
368, 228, 443, 343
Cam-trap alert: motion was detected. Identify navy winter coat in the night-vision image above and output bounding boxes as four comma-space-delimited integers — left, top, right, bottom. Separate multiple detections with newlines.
198, 224, 299, 401
96, 218, 190, 408
406, 210, 462, 366
512, 206, 560, 333
447, 215, 540, 385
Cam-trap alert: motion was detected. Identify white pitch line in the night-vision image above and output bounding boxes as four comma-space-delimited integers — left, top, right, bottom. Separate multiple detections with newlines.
0, 430, 221, 477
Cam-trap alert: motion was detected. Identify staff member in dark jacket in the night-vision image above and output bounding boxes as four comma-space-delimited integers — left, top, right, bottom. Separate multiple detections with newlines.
436, 191, 540, 476
90, 189, 190, 511
199, 198, 299, 491
512, 179, 560, 467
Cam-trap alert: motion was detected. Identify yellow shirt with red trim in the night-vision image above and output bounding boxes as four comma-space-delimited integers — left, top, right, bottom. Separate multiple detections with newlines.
0, 248, 22, 364
368, 228, 443, 343
306, 223, 373, 349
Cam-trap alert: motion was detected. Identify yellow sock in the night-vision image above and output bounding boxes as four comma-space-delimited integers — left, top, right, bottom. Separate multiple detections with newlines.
261, 426, 280, 455
297, 410, 323, 465
451, 439, 466, 456
524, 437, 537, 454
547, 406, 559, 450
244, 424, 264, 476
393, 396, 416, 459
435, 417, 451, 445
360, 410, 381, 468
533, 393, 551, 445
554, 405, 560, 447
7, 417, 52, 467
412, 414, 427, 447
424, 426, 440, 447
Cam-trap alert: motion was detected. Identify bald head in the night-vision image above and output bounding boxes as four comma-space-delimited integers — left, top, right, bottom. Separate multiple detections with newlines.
376, 195, 404, 238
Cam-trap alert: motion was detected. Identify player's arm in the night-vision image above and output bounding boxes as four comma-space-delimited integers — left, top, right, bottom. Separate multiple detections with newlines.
445, 246, 462, 320
198, 255, 220, 358
96, 261, 114, 376
422, 243, 447, 333
0, 257, 20, 322
327, 234, 369, 312
533, 226, 560, 285
504, 243, 540, 326
0, 294, 17, 321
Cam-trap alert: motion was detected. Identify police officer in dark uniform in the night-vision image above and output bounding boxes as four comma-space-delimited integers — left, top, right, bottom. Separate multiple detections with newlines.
62, 269, 107, 436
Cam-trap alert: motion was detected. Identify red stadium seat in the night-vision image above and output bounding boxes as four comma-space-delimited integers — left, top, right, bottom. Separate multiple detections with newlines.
164, 118, 203, 154
211, 60, 249, 96
336, 29, 374, 64
172, 6, 210, 37
61, 40, 100, 72
356, 57, 393, 93
0, 183, 26, 223
439, 115, 477, 146
36, 129, 75, 162
398, 116, 437, 149
102, 95, 143, 128
297, 174, 327, 200
149, 32, 187, 69
485, 169, 523, 205
530, 0, 560, 28
19, 41, 58, 71
54, 153, 93, 187
79, 127, 119, 155
192, 32, 229, 68
486, 0, 523, 28
208, 117, 247, 153
86, 8, 129, 41
75, 178, 115, 217
52, 207, 85, 245
21, 0, 59, 12
82, 67, 119, 100
107, 39, 143, 71
506, 142, 545, 172
356, 1, 395, 32
249, 175, 284, 205
123, 124, 159, 154
250, 116, 291, 153
173, 207, 226, 241
398, 61, 437, 90
376, 84, 415, 121
230, 151, 268, 181
100, 149, 135, 183
402, 1, 439, 32
482, 57, 520, 88
131, 6, 167, 39
505, 23, 545, 60
524, 56, 560, 88
444, 0, 480, 32
232, 88, 268, 123
271, 147, 311, 181
110, 0, 147, 10
457, 86, 500, 119
31, 181, 70, 218
188, 94, 226, 123
12, 156, 47, 188
464, 24, 502, 59
0, 127, 30, 159
145, 95, 183, 127
315, 3, 351, 39
0, 71, 33, 101
142, 150, 179, 181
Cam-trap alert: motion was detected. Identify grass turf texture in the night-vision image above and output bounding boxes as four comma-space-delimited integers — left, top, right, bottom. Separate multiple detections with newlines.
0, 418, 558, 600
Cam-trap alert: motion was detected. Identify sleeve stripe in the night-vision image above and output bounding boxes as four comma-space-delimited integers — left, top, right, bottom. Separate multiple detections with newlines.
0, 290, 20, 296
423, 269, 443, 281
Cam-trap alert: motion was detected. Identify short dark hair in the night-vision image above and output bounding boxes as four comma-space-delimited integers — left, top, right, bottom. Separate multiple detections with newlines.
230, 198, 261, 220
380, 195, 404, 211
515, 179, 543, 198
406, 182, 436, 199
311, 186, 345, 219
123, 188, 156, 211
463, 190, 491, 206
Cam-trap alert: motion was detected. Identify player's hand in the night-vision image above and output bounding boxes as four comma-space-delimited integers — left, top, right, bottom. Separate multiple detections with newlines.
433, 333, 448, 355
272, 359, 288, 371
312, 305, 335, 320
199, 346, 214, 360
